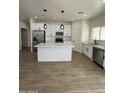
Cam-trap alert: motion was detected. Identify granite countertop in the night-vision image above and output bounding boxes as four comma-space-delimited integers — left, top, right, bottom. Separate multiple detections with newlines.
34, 42, 75, 48
82, 42, 105, 50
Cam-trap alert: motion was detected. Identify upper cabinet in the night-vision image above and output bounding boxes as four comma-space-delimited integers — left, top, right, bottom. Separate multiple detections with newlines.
32, 23, 44, 30
32, 23, 72, 36
64, 25, 71, 36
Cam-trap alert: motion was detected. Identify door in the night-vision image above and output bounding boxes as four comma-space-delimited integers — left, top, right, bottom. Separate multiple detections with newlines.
21, 28, 28, 48
72, 21, 82, 52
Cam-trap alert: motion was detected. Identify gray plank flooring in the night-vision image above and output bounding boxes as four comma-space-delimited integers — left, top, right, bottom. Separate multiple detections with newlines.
19, 48, 104, 93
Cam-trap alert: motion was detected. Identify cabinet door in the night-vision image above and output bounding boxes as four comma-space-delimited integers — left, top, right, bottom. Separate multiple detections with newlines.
64, 25, 71, 36
82, 44, 93, 59
87, 46, 93, 59
32, 23, 44, 30
54, 25, 60, 31
81, 44, 87, 54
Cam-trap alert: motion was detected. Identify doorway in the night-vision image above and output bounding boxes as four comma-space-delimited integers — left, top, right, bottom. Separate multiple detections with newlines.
21, 28, 28, 49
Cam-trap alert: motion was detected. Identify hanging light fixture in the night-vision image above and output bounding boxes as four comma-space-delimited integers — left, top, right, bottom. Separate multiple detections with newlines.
60, 10, 64, 30
43, 9, 47, 29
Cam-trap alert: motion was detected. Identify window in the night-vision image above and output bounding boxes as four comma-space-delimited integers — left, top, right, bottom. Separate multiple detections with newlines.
91, 27, 100, 40
91, 26, 105, 40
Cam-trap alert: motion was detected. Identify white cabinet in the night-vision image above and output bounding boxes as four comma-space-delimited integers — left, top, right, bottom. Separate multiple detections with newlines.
54, 25, 60, 31
81, 43, 93, 59
32, 23, 44, 30
64, 25, 71, 36
31, 23, 72, 43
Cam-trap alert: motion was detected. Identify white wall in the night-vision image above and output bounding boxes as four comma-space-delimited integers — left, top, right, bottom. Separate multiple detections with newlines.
19, 19, 30, 50
82, 19, 90, 42
71, 19, 90, 52
19, 20, 29, 29
89, 12, 105, 41
72, 20, 82, 52
90, 12, 105, 27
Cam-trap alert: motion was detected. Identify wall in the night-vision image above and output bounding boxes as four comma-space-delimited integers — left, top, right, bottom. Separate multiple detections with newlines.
72, 19, 90, 53
81, 19, 90, 43
72, 20, 82, 52
89, 12, 105, 45
19, 19, 30, 50
90, 12, 105, 27
95, 40, 105, 46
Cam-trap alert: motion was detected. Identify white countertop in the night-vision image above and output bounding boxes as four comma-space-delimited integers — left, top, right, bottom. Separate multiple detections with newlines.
34, 42, 75, 48
82, 42, 105, 50
92, 45, 105, 50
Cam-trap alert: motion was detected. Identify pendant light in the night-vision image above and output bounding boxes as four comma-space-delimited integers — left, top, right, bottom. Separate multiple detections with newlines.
60, 10, 64, 30
43, 9, 47, 29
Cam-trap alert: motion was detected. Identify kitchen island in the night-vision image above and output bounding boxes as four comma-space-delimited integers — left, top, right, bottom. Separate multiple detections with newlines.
34, 42, 74, 62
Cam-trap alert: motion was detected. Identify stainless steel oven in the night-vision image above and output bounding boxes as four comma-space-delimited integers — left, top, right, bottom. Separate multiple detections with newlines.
55, 32, 64, 43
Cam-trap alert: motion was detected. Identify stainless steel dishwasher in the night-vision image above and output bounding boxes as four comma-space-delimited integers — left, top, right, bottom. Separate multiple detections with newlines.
93, 47, 105, 67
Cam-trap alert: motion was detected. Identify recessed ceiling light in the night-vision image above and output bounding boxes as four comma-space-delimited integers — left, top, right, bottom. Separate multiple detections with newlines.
84, 14, 87, 17
34, 16, 38, 19
53, 17, 56, 19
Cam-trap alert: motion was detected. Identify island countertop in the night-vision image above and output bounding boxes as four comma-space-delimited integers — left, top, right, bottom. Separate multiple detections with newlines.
34, 42, 74, 62
34, 42, 75, 48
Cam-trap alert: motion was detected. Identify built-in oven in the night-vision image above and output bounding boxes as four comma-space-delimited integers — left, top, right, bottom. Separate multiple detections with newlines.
55, 32, 64, 43
55, 38, 63, 43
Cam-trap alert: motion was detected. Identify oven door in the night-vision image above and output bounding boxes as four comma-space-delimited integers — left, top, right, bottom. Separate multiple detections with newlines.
55, 38, 63, 43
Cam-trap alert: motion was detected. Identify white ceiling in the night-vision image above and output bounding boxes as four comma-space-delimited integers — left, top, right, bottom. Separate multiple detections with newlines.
19, 0, 105, 22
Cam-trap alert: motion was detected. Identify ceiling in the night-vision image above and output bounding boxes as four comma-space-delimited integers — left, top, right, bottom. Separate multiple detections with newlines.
19, 0, 105, 22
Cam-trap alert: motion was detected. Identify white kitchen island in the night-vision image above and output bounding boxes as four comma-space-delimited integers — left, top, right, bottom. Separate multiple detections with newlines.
34, 42, 74, 62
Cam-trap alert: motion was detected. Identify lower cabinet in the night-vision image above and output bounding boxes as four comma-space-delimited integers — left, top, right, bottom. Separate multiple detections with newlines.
82, 43, 105, 67
81, 43, 93, 59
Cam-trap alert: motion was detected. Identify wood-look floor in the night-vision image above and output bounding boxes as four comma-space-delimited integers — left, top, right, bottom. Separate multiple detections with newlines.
19, 48, 105, 93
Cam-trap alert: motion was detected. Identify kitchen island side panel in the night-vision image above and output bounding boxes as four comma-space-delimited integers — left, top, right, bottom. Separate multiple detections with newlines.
37, 47, 72, 61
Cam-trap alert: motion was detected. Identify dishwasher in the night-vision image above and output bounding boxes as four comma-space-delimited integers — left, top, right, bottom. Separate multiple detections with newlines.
93, 47, 105, 67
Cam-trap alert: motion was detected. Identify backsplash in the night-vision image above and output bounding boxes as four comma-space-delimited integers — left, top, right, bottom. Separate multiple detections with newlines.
95, 40, 105, 46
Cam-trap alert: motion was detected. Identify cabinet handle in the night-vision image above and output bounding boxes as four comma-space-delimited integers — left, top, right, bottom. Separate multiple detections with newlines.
87, 48, 88, 51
